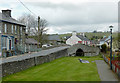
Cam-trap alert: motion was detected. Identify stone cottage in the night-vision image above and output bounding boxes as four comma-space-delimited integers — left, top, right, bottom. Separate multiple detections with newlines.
48, 34, 61, 45
25, 38, 40, 52
0, 9, 26, 57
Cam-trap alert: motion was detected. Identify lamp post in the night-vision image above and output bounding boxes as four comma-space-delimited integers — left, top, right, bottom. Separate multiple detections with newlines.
109, 25, 113, 70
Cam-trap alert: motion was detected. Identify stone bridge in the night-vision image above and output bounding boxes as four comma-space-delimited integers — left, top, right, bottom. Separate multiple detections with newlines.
67, 43, 100, 56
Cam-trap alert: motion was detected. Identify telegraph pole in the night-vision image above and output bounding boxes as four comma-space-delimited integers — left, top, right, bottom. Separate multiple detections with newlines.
38, 16, 40, 48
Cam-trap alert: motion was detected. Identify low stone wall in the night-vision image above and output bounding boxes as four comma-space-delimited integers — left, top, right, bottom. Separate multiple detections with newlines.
1, 48, 68, 77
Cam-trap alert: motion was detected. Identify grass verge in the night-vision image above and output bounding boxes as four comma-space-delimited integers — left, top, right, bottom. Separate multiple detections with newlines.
3, 55, 103, 81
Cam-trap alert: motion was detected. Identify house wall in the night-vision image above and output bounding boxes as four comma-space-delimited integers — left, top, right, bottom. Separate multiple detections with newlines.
25, 44, 38, 52
0, 33, 1, 52
0, 21, 2, 57
66, 35, 82, 45
1, 21, 26, 57
66, 31, 90, 46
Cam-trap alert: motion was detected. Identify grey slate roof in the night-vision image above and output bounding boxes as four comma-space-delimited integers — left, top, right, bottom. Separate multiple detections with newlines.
100, 37, 108, 41
66, 35, 89, 41
77, 35, 89, 41
25, 38, 39, 44
90, 40, 99, 44
48, 35, 61, 41
65, 36, 71, 40
0, 12, 25, 26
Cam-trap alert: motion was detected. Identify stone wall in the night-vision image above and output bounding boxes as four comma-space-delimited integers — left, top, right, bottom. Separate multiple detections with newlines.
1, 48, 68, 77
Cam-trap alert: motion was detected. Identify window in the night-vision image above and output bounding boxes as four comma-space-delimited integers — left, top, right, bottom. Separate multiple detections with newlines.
20, 27, 22, 35
9, 40, 11, 50
4, 24, 7, 33
2, 37, 7, 49
11, 25, 13, 33
15, 25, 17, 34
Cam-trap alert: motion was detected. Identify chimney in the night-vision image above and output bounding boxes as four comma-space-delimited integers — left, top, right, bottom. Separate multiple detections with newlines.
2, 9, 11, 17
80, 33, 85, 36
72, 31, 77, 36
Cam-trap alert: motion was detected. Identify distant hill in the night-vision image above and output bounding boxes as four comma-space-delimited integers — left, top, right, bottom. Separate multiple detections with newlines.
84, 32, 118, 39
59, 32, 118, 40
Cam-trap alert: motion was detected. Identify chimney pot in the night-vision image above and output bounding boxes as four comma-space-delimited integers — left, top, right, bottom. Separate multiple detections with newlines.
72, 31, 77, 36
2, 9, 11, 17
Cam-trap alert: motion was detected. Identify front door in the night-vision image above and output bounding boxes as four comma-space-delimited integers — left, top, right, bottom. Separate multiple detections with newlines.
9, 40, 11, 50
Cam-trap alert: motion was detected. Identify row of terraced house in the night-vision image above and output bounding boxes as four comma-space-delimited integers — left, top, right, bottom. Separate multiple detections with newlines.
0, 9, 41, 57
0, 9, 27, 57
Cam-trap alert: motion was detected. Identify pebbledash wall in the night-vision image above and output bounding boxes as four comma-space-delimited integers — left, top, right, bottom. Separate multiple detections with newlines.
1, 47, 68, 77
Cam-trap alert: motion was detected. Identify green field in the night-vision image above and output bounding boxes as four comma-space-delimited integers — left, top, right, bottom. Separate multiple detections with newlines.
85, 32, 118, 39
3, 56, 103, 81
59, 32, 118, 40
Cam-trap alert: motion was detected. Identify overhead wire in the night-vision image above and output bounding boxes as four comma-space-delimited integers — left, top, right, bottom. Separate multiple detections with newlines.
17, 0, 38, 17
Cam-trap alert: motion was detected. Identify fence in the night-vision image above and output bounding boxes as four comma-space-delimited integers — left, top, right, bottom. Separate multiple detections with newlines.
14, 44, 42, 56
103, 55, 120, 78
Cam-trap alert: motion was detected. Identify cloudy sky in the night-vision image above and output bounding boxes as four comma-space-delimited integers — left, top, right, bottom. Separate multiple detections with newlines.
0, 0, 119, 34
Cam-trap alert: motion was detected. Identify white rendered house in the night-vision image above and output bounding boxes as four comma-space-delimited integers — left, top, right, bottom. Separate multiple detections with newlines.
66, 31, 90, 46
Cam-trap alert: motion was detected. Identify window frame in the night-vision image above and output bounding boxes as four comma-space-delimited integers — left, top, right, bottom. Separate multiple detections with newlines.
11, 25, 13, 34
15, 25, 17, 34
4, 24, 7, 33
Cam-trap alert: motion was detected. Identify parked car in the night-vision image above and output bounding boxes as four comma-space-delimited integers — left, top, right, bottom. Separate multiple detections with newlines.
42, 44, 52, 48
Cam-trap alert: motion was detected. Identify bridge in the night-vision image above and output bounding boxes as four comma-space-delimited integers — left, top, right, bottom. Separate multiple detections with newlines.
67, 43, 100, 56
1, 44, 100, 77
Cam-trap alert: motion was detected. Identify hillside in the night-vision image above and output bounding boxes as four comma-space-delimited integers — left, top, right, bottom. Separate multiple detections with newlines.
59, 32, 118, 40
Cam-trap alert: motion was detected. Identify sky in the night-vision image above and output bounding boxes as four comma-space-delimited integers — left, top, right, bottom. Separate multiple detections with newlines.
0, 0, 119, 34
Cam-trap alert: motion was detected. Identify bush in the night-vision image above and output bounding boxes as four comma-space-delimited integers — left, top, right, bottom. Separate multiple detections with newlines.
101, 44, 107, 53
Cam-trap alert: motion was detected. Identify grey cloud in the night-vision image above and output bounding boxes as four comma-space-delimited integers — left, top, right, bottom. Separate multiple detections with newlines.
26, 2, 117, 33
27, 2, 80, 10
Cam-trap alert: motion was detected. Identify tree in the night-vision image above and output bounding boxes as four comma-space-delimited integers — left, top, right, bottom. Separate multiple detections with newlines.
18, 14, 36, 36
35, 18, 48, 48
93, 30, 97, 33
113, 36, 118, 50
18, 14, 48, 48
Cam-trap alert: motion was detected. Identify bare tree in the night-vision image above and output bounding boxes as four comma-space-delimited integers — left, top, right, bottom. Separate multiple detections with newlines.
18, 14, 37, 36
34, 18, 48, 48
18, 14, 48, 48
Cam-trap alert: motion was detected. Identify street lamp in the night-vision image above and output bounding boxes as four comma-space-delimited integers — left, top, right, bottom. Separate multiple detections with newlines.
109, 25, 113, 70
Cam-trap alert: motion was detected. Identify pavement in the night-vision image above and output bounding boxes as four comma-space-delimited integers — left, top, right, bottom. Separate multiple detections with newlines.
96, 60, 119, 81
0, 46, 70, 64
